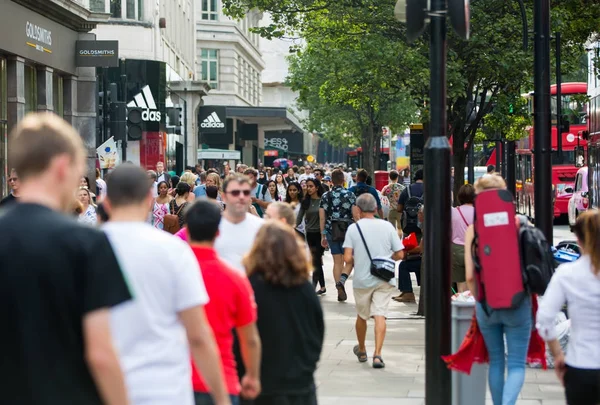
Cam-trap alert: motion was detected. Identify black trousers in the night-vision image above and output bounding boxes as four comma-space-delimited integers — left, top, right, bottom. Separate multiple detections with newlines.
565, 365, 600, 405
306, 231, 325, 288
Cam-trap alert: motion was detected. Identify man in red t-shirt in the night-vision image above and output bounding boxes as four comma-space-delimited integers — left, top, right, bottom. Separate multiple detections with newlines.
185, 199, 262, 405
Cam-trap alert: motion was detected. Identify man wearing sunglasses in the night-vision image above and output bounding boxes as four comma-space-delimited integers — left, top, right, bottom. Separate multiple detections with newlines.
214, 173, 264, 275
0, 169, 20, 207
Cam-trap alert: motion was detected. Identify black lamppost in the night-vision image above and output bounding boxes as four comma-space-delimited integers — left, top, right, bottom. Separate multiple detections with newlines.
533, 0, 553, 242
395, 0, 470, 403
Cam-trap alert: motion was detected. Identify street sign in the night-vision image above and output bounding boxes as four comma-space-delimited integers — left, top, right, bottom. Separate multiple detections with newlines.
75, 40, 119, 67
307, 155, 315, 162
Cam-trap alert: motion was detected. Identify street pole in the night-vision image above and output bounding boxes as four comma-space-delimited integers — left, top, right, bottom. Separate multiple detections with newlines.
424, 0, 452, 402
120, 60, 128, 163
467, 142, 475, 184
534, 0, 553, 242
555, 32, 563, 164
507, 140, 516, 196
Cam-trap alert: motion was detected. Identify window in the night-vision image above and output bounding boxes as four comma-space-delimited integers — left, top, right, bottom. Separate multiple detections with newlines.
110, 0, 122, 17
201, 49, 218, 89
24, 65, 37, 114
90, 0, 106, 12
138, 0, 144, 19
551, 95, 587, 125
53, 74, 64, 118
126, 0, 135, 18
201, 0, 218, 20
109, 0, 142, 19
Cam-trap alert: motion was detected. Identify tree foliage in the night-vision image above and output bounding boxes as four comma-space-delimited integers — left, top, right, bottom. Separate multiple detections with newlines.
222, 0, 600, 190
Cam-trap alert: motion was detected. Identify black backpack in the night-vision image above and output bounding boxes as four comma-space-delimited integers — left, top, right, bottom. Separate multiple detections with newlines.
518, 224, 555, 295
401, 185, 423, 235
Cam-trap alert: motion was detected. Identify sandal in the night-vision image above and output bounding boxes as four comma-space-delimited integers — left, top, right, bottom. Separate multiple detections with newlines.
353, 345, 368, 363
372, 355, 385, 369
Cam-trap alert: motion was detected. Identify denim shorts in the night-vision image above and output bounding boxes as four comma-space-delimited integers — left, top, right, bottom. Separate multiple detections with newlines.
326, 235, 344, 255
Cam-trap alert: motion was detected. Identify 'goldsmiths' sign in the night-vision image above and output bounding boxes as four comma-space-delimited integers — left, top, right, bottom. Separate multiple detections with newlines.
75, 40, 119, 67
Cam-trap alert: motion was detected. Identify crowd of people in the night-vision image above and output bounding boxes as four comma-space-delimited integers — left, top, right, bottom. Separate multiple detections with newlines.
1, 112, 598, 405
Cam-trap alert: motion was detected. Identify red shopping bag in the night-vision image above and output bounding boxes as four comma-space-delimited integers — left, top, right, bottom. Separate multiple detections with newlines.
441, 313, 489, 375
402, 232, 418, 251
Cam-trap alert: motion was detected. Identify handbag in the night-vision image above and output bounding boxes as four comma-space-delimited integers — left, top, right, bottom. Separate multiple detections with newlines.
356, 223, 396, 282
164, 200, 186, 234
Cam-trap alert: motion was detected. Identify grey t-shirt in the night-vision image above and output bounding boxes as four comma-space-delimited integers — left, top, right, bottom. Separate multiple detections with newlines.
343, 218, 404, 289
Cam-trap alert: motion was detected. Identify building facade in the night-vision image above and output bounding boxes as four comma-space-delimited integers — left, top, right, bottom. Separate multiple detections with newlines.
0, 0, 106, 199
92, 0, 207, 172
196, 4, 302, 168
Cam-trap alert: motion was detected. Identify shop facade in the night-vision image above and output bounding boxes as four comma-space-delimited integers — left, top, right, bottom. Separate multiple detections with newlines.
0, 0, 104, 198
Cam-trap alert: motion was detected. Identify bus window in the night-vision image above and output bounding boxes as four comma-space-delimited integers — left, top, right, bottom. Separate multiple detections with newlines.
524, 155, 532, 182
516, 156, 522, 181
575, 172, 583, 192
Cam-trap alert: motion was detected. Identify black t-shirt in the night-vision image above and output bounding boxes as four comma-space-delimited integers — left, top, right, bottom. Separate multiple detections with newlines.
0, 193, 17, 207
249, 273, 324, 396
0, 203, 132, 404
398, 182, 424, 206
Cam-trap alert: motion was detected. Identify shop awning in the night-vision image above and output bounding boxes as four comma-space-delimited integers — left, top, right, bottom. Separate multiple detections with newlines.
197, 149, 241, 160
226, 106, 304, 133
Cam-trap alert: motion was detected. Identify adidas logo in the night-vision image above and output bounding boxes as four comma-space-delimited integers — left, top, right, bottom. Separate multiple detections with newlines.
201, 112, 225, 129
127, 85, 162, 122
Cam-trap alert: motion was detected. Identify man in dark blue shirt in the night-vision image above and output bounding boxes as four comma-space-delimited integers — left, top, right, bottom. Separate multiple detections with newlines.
349, 169, 383, 219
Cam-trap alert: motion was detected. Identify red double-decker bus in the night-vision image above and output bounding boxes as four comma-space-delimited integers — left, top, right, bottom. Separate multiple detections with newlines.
515, 82, 588, 220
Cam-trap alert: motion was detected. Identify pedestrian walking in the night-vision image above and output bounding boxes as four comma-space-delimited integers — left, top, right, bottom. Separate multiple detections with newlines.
103, 164, 230, 405
464, 175, 531, 405
215, 173, 264, 274
0, 168, 20, 207
245, 168, 272, 217
320, 168, 358, 301
297, 178, 326, 294
537, 210, 600, 405
349, 169, 384, 218
451, 184, 475, 292
285, 181, 305, 236
152, 180, 172, 229
186, 200, 262, 405
243, 221, 324, 405
0, 113, 131, 405
343, 194, 405, 369
381, 170, 405, 229
77, 186, 97, 225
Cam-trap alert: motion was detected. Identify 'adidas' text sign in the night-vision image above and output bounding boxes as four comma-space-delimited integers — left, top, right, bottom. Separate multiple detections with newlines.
127, 85, 162, 122
200, 112, 225, 129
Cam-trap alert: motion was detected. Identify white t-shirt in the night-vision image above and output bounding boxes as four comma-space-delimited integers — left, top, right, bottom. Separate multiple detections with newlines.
215, 214, 264, 274
103, 222, 208, 405
343, 218, 404, 289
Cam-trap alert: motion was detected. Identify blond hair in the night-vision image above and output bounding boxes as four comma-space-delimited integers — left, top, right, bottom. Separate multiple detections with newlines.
270, 202, 296, 226
180, 172, 196, 188
9, 113, 84, 181
474, 173, 507, 193
206, 172, 222, 191
573, 210, 600, 275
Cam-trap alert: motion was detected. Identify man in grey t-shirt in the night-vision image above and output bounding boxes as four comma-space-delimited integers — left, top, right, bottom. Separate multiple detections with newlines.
343, 194, 404, 369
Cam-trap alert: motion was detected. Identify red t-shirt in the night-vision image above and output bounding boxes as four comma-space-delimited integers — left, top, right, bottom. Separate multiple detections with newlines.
190, 246, 257, 395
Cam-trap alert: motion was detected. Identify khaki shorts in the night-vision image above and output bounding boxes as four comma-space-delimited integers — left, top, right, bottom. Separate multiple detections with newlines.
354, 282, 396, 320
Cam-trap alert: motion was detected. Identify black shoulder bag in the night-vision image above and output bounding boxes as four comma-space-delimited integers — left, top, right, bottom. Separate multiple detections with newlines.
356, 223, 396, 282
328, 191, 351, 242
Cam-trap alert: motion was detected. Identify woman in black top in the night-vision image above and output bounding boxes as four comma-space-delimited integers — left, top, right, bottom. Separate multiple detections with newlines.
296, 178, 326, 294
243, 221, 324, 405
170, 182, 190, 228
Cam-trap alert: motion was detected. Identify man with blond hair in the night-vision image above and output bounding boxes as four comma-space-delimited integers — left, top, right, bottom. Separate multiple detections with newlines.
0, 113, 131, 404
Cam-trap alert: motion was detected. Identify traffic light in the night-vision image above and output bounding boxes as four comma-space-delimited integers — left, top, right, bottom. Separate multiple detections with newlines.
508, 104, 515, 114
110, 102, 127, 141
127, 107, 144, 140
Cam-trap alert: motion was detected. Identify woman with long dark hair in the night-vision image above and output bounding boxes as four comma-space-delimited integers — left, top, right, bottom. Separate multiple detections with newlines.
152, 181, 172, 230
296, 178, 326, 294
265, 180, 279, 202
286, 181, 305, 237
243, 221, 324, 405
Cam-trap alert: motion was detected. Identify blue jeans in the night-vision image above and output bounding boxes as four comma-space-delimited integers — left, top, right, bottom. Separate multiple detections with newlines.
326, 235, 344, 255
194, 392, 239, 405
476, 298, 532, 405
398, 258, 421, 293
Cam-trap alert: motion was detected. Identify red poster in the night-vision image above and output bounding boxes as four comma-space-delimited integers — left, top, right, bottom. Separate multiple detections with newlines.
140, 131, 166, 169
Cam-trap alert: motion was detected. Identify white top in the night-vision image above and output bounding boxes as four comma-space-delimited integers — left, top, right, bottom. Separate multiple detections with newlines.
536, 255, 600, 369
214, 214, 264, 274
103, 222, 209, 405
343, 218, 404, 289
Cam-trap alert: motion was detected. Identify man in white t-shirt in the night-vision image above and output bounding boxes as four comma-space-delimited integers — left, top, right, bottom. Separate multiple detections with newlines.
343, 194, 405, 369
102, 164, 231, 405
215, 173, 264, 274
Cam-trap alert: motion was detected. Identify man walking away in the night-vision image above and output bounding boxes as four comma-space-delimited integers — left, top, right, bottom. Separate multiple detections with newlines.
186, 200, 262, 405
381, 170, 404, 229
320, 169, 357, 301
215, 174, 264, 274
103, 164, 230, 405
395, 169, 424, 303
349, 169, 383, 219
343, 194, 405, 369
0, 113, 131, 405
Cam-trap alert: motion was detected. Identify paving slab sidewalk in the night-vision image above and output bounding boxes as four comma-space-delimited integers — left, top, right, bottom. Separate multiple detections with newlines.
316, 254, 565, 405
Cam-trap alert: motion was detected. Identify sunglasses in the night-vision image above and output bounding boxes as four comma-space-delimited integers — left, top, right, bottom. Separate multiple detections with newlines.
8, 178, 18, 182
226, 189, 251, 197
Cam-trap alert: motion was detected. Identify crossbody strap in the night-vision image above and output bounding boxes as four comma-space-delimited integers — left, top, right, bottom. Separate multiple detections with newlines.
355, 223, 373, 264
407, 184, 412, 199
457, 206, 469, 227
